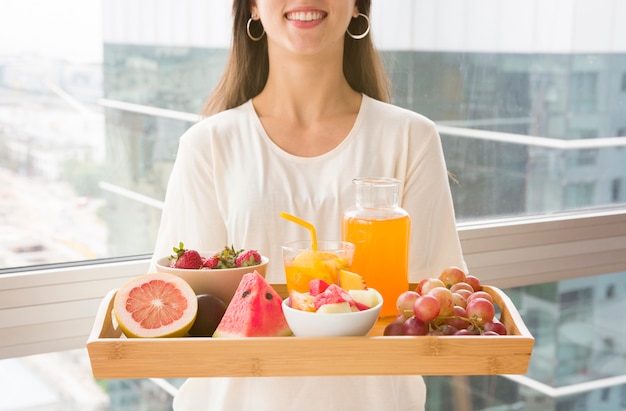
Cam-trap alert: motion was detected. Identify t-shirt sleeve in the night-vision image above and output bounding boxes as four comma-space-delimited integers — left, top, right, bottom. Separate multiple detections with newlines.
401, 119, 467, 280
149, 126, 228, 271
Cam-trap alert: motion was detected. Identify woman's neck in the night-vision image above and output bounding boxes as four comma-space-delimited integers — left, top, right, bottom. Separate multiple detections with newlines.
250, 43, 363, 157
253, 48, 359, 124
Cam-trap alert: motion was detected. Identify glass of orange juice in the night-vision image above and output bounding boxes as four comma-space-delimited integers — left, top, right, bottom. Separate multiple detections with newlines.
282, 240, 355, 294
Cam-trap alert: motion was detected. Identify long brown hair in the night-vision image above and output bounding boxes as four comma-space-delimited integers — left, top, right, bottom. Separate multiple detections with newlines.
201, 0, 390, 116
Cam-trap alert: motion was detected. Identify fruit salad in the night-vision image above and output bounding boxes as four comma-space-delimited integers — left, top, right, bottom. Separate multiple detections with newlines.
288, 279, 380, 314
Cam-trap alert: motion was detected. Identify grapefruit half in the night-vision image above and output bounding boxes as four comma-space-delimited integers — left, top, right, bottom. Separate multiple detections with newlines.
113, 273, 198, 338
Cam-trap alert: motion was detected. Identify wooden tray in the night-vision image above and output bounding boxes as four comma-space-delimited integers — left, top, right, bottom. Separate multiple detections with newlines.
86, 284, 534, 379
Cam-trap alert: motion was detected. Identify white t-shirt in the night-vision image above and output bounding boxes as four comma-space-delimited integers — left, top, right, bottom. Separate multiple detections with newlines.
151, 94, 466, 411
152, 94, 465, 281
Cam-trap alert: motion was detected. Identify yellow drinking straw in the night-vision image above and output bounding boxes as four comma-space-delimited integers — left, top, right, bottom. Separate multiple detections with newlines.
279, 211, 318, 251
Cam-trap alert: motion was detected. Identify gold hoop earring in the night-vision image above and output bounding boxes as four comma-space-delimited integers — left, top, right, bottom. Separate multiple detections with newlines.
346, 12, 370, 40
247, 16, 265, 41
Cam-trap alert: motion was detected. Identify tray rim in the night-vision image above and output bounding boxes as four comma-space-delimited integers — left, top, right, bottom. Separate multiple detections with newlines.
86, 284, 534, 378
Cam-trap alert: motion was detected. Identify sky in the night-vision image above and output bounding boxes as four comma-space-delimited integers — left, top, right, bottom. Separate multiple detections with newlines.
0, 0, 103, 62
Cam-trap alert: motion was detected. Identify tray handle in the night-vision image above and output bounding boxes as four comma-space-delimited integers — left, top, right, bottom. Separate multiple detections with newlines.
483, 285, 532, 338
87, 288, 122, 343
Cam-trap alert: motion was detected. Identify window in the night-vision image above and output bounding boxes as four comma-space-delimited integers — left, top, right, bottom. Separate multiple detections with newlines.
564, 182, 596, 207
568, 148, 598, 167
3, 1, 626, 270
570, 72, 598, 113
2, 1, 626, 411
556, 396, 588, 411
559, 288, 593, 323
612, 178, 622, 202
606, 284, 615, 299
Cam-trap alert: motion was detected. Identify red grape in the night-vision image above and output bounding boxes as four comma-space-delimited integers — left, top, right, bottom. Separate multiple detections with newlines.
451, 292, 468, 308
395, 313, 409, 323
427, 287, 455, 317
450, 282, 474, 293
455, 288, 472, 300
420, 278, 446, 295
402, 317, 429, 336
442, 305, 470, 330
383, 320, 405, 336
396, 291, 420, 317
437, 324, 459, 335
466, 297, 495, 327
439, 266, 466, 288
483, 319, 507, 335
413, 294, 440, 323
465, 275, 481, 292
467, 290, 494, 304
414, 278, 429, 294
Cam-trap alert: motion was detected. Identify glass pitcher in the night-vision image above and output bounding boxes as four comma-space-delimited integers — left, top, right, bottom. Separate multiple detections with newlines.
342, 177, 410, 317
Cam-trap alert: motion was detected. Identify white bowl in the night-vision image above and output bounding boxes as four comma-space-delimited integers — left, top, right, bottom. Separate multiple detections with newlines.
282, 288, 383, 337
155, 253, 269, 304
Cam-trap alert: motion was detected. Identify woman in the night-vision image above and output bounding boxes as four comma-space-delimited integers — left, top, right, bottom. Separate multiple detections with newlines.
152, 0, 466, 409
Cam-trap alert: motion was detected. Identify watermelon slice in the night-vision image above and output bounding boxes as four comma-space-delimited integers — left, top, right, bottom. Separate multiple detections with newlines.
213, 271, 292, 337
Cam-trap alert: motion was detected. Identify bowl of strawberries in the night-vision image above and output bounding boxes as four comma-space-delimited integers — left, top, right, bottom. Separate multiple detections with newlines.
155, 242, 269, 304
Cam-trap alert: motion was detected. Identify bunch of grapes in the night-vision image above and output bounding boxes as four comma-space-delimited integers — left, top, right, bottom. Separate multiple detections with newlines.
384, 266, 507, 336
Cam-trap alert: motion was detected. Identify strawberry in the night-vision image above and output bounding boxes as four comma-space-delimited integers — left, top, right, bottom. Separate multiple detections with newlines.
170, 242, 204, 269
236, 250, 262, 267
212, 245, 239, 268
203, 255, 220, 269
175, 249, 203, 269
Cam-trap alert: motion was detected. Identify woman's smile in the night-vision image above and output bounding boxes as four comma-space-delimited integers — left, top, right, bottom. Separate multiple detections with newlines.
285, 10, 327, 22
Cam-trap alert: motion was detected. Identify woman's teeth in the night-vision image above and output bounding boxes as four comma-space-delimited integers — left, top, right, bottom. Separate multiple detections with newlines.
285, 11, 326, 22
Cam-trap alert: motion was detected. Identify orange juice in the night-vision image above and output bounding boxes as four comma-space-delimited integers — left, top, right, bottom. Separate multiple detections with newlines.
342, 177, 410, 317
342, 215, 410, 316
284, 252, 336, 293
282, 241, 355, 294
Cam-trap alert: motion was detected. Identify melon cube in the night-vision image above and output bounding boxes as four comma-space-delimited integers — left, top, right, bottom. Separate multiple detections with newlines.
348, 289, 379, 309
316, 302, 352, 314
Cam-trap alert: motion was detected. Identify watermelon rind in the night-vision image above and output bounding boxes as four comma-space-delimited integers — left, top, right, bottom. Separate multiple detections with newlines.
213, 271, 292, 338
113, 272, 198, 338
